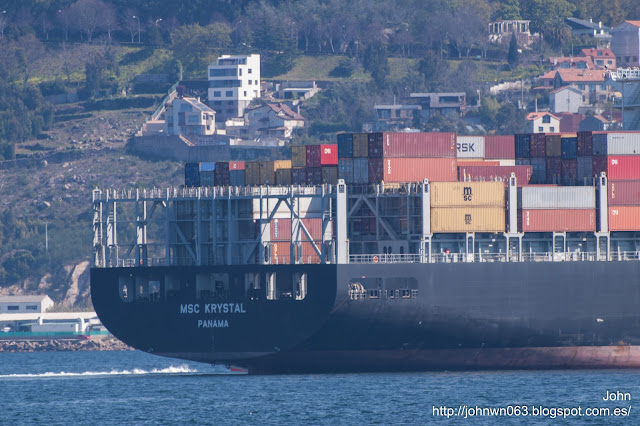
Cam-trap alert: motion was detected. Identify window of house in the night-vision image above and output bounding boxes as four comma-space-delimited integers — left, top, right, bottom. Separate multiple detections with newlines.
248, 80, 252, 85
597, 51, 602, 56
239, 69, 242, 76
538, 127, 544, 132
248, 68, 252, 74
600, 85, 606, 90
244, 91, 247, 96
188, 115, 199, 123
550, 127, 555, 132
213, 91, 221, 97
542, 115, 551, 123
635, 57, 639, 63
255, 80, 258, 85
596, 60, 603, 66
625, 56, 631, 62
7, 306, 19, 311
226, 91, 233, 97
26, 305, 38, 310
578, 84, 585, 90
608, 60, 613, 65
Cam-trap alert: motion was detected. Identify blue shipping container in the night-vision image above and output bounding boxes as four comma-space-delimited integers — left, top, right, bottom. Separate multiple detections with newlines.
185, 163, 200, 187
530, 158, 546, 184
561, 137, 577, 159
354, 158, 369, 184
337, 133, 354, 159
515, 134, 531, 158
338, 158, 354, 184
230, 170, 245, 186
199, 162, 216, 172
592, 133, 608, 155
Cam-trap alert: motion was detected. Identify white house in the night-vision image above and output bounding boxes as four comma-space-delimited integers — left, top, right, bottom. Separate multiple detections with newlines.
208, 54, 261, 121
611, 21, 640, 68
0, 295, 54, 314
526, 112, 560, 133
165, 97, 216, 137
550, 86, 585, 114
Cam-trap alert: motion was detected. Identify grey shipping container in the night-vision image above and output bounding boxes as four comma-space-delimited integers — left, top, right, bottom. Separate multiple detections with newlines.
521, 186, 595, 209
353, 158, 369, 184
605, 132, 640, 155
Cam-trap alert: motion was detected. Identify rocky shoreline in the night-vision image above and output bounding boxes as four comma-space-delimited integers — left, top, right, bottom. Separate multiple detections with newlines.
0, 336, 133, 352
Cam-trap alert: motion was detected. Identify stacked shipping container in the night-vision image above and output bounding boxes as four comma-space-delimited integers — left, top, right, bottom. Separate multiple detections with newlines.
519, 186, 596, 232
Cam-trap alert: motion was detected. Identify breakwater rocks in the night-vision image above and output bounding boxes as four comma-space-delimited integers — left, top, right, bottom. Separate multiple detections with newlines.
0, 337, 133, 352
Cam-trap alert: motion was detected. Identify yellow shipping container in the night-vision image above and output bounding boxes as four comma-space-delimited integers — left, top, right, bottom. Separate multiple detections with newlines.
431, 182, 505, 207
431, 207, 505, 233
274, 160, 292, 170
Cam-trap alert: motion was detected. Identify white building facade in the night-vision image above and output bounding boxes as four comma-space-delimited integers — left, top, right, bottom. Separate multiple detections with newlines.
550, 86, 585, 114
165, 97, 216, 136
208, 54, 261, 121
0, 295, 54, 314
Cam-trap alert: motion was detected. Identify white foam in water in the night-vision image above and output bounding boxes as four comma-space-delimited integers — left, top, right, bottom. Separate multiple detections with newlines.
0, 364, 198, 379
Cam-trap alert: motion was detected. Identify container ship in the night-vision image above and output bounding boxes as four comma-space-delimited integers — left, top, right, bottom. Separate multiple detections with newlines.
90, 131, 640, 373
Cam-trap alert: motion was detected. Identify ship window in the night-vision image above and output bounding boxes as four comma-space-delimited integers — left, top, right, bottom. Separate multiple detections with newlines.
294, 273, 307, 300
266, 272, 277, 300
149, 281, 160, 302
368, 289, 380, 299
246, 273, 262, 300
119, 276, 134, 303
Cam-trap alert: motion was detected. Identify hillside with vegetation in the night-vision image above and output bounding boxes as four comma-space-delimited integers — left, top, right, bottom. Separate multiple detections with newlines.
0, 0, 637, 305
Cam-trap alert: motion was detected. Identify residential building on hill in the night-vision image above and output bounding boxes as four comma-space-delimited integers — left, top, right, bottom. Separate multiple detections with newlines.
550, 86, 585, 114
374, 104, 421, 130
226, 103, 305, 143
408, 92, 465, 120
565, 17, 611, 47
488, 20, 540, 46
611, 21, 640, 68
208, 54, 261, 122
165, 97, 216, 136
526, 112, 560, 133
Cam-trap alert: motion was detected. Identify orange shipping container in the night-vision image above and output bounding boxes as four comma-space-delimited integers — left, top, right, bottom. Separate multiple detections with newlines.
383, 158, 457, 183
270, 242, 322, 264
609, 206, 640, 231
431, 207, 505, 233
431, 182, 505, 207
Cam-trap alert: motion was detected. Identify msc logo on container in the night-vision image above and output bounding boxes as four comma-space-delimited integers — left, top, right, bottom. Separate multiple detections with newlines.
464, 214, 472, 225
463, 186, 473, 202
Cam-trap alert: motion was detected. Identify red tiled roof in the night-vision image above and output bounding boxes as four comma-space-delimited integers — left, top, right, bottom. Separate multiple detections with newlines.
580, 48, 615, 58
558, 113, 585, 133
626, 21, 640, 28
555, 68, 606, 83
526, 112, 559, 121
267, 103, 305, 120
540, 70, 557, 80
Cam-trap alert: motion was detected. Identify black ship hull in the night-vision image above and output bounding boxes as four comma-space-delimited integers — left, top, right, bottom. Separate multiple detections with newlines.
91, 261, 640, 373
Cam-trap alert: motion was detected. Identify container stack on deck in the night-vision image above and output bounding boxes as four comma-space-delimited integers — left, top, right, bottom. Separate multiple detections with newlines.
183, 130, 640, 234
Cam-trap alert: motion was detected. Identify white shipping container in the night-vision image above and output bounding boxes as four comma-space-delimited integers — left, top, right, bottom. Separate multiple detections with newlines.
521, 186, 595, 209
456, 136, 485, 159
606, 133, 640, 155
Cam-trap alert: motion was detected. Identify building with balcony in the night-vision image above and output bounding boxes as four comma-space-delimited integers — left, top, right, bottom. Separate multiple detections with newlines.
565, 17, 611, 47
408, 92, 465, 120
165, 97, 216, 137
208, 54, 261, 122
374, 104, 421, 130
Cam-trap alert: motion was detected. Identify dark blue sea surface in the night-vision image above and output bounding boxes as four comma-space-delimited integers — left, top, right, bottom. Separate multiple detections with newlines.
0, 350, 638, 425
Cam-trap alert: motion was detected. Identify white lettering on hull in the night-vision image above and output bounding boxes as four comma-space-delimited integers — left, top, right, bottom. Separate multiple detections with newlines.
197, 319, 230, 328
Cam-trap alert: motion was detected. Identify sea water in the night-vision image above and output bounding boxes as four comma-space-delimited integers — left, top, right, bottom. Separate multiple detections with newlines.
0, 350, 638, 425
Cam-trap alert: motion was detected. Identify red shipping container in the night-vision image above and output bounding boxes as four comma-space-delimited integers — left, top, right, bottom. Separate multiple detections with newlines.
383, 158, 457, 183
306, 145, 321, 167
382, 132, 456, 158
530, 133, 546, 157
319, 144, 338, 165
520, 209, 596, 232
369, 158, 384, 183
229, 161, 245, 170
609, 180, 640, 205
606, 156, 640, 180
577, 131, 592, 156
270, 218, 325, 241
271, 241, 322, 264
457, 165, 532, 186
609, 206, 640, 231
484, 135, 515, 159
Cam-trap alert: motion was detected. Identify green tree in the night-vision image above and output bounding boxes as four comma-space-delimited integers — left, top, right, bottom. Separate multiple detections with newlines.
496, 0, 522, 20
479, 96, 500, 126
508, 33, 518, 69
171, 23, 231, 76
363, 40, 389, 88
